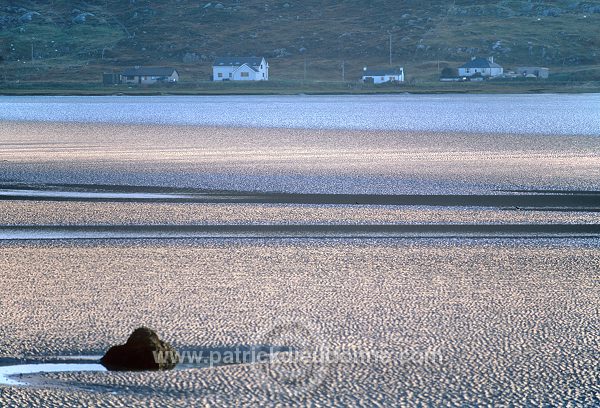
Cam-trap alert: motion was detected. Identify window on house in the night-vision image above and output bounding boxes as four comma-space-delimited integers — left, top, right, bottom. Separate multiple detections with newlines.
241, 72, 250, 77
218, 73, 223, 78
126, 76, 134, 80
466, 69, 470, 73
229, 73, 232, 78
381, 77, 385, 80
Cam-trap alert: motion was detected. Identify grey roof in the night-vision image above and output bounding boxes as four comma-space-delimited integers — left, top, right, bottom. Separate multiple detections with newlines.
459, 58, 502, 69
213, 57, 265, 68
121, 67, 178, 76
363, 68, 403, 77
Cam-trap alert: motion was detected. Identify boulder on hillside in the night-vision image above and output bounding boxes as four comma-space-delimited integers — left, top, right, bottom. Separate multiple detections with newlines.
183, 52, 200, 63
100, 327, 178, 370
19, 11, 41, 23
72, 12, 94, 24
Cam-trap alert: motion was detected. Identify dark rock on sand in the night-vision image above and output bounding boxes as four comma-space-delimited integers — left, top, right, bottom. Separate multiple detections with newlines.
100, 327, 178, 370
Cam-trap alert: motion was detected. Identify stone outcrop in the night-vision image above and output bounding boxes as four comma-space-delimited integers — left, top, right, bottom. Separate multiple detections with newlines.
100, 327, 178, 370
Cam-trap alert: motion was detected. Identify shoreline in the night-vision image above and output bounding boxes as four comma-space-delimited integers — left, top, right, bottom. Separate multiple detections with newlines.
1, 89, 599, 97
1, 83, 599, 97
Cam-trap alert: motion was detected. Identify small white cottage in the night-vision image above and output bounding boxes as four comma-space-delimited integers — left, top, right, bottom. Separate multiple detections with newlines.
458, 57, 503, 78
212, 57, 269, 81
362, 67, 404, 84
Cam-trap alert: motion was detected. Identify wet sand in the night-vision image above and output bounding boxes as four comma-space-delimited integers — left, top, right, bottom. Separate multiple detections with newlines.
2, 121, 600, 194
1, 223, 600, 240
1, 183, 600, 208
0, 121, 599, 406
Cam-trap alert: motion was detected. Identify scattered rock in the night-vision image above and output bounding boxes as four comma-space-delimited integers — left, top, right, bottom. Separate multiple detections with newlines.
541, 8, 563, 17
5, 7, 28, 14
214, 3, 224, 9
586, 5, 600, 13
0, 15, 16, 26
19, 11, 40, 23
72, 12, 94, 24
521, 2, 534, 13
183, 52, 200, 63
100, 327, 178, 371
273, 48, 291, 57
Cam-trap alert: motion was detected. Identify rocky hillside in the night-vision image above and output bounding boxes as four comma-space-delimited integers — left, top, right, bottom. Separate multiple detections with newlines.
1, 0, 599, 82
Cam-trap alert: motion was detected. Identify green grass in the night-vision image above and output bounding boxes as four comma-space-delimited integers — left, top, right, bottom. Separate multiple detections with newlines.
2, 79, 598, 96
0, 0, 599, 86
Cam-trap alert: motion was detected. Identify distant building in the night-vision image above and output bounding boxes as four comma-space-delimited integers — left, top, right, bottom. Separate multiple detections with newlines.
362, 67, 405, 84
212, 57, 269, 81
102, 73, 121, 85
458, 57, 503, 78
516, 67, 549, 79
120, 67, 179, 85
439, 77, 467, 82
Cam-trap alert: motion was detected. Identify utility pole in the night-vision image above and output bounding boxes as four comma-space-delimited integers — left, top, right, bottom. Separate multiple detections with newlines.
340, 33, 345, 82
389, 32, 392, 66
303, 58, 307, 83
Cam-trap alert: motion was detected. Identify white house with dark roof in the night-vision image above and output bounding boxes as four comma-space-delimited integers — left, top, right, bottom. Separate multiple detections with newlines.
458, 57, 503, 78
361, 67, 404, 84
212, 57, 269, 81
120, 67, 179, 85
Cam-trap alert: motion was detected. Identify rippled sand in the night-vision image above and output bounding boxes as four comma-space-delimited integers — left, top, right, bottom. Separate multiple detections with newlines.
0, 240, 598, 406
0, 201, 599, 226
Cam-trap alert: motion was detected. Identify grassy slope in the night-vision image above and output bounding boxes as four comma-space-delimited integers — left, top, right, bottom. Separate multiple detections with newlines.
0, 0, 599, 86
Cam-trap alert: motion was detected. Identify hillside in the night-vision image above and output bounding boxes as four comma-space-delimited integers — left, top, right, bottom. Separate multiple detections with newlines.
1, 0, 600, 84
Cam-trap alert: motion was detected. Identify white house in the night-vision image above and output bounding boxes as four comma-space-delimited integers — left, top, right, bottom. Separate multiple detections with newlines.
362, 67, 404, 84
458, 57, 503, 78
212, 57, 269, 81
120, 67, 179, 85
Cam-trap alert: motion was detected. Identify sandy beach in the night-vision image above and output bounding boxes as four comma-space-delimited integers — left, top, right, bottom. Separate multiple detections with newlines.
0, 116, 599, 406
